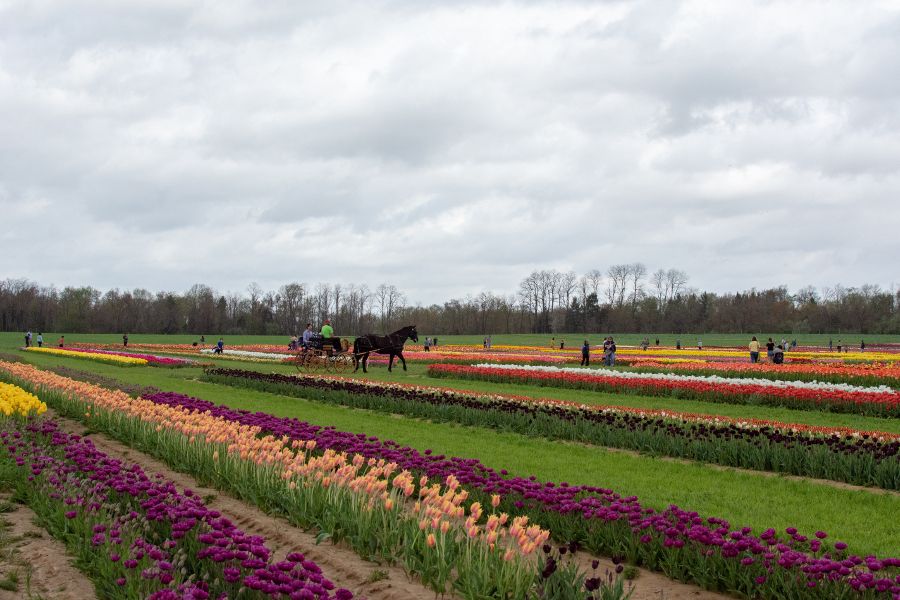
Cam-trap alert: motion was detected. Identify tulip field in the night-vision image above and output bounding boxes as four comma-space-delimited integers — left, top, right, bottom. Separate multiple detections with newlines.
1, 332, 899, 599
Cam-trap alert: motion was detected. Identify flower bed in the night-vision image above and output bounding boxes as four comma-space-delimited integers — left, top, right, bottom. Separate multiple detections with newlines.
133, 391, 900, 599
1, 418, 352, 599
74, 343, 202, 354
402, 351, 570, 365
427, 364, 900, 418
616, 359, 900, 387
0, 361, 622, 599
200, 368, 900, 490
200, 348, 295, 362
66, 347, 196, 367
23, 346, 148, 366
4, 361, 899, 597
0, 381, 47, 417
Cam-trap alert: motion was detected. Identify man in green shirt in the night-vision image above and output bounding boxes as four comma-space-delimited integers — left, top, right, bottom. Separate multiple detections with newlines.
320, 319, 334, 338
320, 319, 342, 352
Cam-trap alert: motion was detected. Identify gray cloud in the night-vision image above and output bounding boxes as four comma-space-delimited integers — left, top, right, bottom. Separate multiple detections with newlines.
1, 0, 899, 304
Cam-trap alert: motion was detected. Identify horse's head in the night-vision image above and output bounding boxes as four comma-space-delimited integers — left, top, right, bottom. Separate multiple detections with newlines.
407, 325, 418, 343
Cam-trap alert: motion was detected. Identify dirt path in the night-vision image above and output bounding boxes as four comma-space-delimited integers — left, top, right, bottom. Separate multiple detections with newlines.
0, 494, 97, 600
568, 550, 729, 600
53, 413, 734, 600
52, 414, 443, 600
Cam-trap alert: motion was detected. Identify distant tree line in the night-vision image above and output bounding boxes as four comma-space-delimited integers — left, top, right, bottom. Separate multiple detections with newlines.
2, 266, 899, 335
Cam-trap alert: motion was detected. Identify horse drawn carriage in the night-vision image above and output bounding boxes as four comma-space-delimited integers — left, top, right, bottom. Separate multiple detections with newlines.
291, 325, 419, 374
292, 334, 356, 373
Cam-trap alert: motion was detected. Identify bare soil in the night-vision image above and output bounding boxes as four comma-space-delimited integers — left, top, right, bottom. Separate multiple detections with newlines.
0, 494, 97, 600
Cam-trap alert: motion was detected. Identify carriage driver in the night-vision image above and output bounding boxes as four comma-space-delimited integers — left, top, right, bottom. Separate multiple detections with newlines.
321, 319, 334, 339
320, 319, 342, 351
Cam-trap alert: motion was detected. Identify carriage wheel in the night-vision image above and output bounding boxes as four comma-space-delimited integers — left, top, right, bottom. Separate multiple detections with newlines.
311, 350, 328, 372
332, 354, 355, 373
297, 350, 322, 373
293, 352, 308, 373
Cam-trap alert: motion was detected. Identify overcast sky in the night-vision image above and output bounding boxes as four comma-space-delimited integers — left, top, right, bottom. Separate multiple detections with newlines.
1, 0, 898, 304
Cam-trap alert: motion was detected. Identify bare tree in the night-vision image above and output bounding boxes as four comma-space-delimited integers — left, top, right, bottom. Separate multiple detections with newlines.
374, 283, 405, 330
558, 271, 578, 308
652, 269, 667, 309
666, 269, 688, 301
606, 265, 629, 307
628, 262, 647, 311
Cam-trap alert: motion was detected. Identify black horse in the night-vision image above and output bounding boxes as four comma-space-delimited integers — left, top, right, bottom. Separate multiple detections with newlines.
353, 325, 418, 373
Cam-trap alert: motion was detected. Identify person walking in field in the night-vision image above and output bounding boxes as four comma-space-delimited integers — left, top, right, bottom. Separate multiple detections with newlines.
606, 338, 617, 366
57, 335, 65, 348
560, 339, 565, 350
697, 338, 703, 350
36, 333, 43, 347
749, 336, 760, 363
675, 338, 682, 350
24, 331, 31, 347
424, 337, 432, 352
861, 340, 866, 351
581, 340, 590, 366
828, 338, 833, 351
123, 333, 129, 347
765, 338, 775, 361
213, 338, 224, 354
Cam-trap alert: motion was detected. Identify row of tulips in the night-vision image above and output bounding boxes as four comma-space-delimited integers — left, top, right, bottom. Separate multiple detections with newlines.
65, 347, 197, 366
0, 381, 47, 416
201, 348, 295, 362
487, 345, 900, 364
427, 364, 900, 418
1, 361, 888, 599
70, 343, 282, 364
24, 346, 149, 366
615, 359, 900, 388
71, 342, 203, 354
0, 420, 353, 600
0, 361, 628, 599
200, 368, 900, 490
126, 391, 900, 598
0, 418, 352, 599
